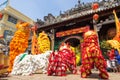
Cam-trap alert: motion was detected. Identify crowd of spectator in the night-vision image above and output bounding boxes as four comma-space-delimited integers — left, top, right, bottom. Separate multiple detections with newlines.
106, 49, 120, 73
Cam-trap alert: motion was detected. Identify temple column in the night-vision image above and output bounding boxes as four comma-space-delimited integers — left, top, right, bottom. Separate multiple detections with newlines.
48, 29, 55, 51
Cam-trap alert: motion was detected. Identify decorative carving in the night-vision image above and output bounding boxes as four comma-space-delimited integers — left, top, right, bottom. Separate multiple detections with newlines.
44, 16, 49, 24
37, 0, 120, 26
43, 14, 56, 24
48, 13, 56, 23
36, 19, 44, 26
97, 24, 102, 32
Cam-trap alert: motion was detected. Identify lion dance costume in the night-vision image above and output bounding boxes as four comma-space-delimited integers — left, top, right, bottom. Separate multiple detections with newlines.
80, 30, 109, 79
47, 43, 77, 76
8, 22, 30, 72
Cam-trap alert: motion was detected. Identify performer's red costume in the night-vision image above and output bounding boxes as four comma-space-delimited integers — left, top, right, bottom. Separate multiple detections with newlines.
47, 43, 77, 76
80, 30, 109, 79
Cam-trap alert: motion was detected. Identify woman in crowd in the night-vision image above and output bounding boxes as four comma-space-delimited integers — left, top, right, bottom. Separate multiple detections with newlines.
107, 49, 118, 72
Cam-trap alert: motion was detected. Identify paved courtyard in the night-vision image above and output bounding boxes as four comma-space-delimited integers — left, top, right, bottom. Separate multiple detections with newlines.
0, 70, 120, 80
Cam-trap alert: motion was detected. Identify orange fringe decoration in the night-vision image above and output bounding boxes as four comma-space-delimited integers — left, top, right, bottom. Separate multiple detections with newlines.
31, 31, 39, 55
8, 22, 30, 72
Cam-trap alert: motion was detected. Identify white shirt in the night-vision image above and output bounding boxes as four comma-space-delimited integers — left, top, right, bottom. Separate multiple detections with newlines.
106, 59, 112, 68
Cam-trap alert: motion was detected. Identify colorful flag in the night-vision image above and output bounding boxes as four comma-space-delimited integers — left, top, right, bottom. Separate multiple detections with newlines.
0, 0, 9, 10
113, 10, 120, 42
113, 10, 120, 33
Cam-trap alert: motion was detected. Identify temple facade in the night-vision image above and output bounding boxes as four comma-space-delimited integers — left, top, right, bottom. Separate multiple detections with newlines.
36, 0, 120, 60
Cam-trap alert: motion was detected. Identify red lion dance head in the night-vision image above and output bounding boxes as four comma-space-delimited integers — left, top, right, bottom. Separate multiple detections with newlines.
80, 30, 109, 79
47, 42, 77, 76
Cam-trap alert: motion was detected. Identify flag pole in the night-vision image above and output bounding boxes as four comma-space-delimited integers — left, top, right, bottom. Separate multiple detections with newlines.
7, 0, 10, 6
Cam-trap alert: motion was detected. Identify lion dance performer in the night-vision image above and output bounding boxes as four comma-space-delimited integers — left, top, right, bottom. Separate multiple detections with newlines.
80, 30, 109, 79
8, 22, 30, 72
47, 43, 77, 76
37, 31, 50, 53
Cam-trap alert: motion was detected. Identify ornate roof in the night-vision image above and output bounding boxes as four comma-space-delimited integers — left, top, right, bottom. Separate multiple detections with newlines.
37, 0, 120, 30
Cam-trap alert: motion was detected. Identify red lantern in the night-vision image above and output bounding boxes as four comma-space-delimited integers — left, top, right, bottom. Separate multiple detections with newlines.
93, 14, 99, 21
92, 3, 99, 10
31, 25, 37, 31
0, 35, 3, 38
0, 13, 3, 19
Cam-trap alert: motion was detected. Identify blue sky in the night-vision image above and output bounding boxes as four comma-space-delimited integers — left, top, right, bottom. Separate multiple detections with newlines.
1, 0, 95, 21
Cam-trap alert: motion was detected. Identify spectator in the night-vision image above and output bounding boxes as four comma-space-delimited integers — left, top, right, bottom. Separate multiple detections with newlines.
106, 59, 112, 72
114, 49, 120, 72
107, 49, 115, 60
107, 49, 118, 72
111, 58, 118, 72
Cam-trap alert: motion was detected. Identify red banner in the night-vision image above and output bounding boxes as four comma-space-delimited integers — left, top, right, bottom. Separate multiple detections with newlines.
56, 26, 89, 37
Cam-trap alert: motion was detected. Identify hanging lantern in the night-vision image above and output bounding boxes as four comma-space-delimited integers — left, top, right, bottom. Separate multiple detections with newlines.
0, 13, 3, 19
31, 27, 36, 31
92, 3, 99, 10
31, 25, 37, 31
93, 14, 99, 21
0, 35, 3, 38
